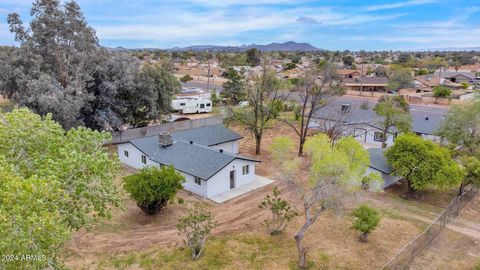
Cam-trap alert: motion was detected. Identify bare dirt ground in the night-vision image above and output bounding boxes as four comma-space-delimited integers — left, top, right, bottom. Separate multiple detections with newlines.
63, 122, 480, 269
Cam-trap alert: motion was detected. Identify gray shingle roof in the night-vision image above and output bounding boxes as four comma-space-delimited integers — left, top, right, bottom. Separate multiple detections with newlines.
172, 124, 243, 146
129, 125, 256, 180
343, 76, 389, 85
368, 148, 392, 174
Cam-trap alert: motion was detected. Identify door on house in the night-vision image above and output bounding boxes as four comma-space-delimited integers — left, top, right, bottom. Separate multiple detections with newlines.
229, 170, 235, 189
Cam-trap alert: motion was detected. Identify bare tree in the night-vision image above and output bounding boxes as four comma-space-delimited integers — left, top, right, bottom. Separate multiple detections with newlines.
228, 60, 287, 155
282, 62, 344, 156
269, 135, 379, 268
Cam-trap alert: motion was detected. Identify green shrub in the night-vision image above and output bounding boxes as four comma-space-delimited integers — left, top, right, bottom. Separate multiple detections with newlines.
123, 166, 185, 215
351, 205, 380, 242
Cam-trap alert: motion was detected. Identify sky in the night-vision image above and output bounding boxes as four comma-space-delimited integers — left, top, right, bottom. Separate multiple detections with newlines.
0, 0, 479, 50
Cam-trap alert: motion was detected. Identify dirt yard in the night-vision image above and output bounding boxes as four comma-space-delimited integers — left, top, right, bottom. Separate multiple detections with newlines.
63, 122, 480, 269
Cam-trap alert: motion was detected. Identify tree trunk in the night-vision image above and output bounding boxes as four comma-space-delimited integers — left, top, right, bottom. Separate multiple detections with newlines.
458, 180, 467, 196
294, 233, 308, 269
407, 179, 415, 196
255, 133, 262, 155
359, 232, 368, 242
298, 137, 305, 156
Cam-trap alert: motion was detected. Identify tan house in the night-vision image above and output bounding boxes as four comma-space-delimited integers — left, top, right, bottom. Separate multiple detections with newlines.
337, 69, 361, 79
342, 76, 389, 92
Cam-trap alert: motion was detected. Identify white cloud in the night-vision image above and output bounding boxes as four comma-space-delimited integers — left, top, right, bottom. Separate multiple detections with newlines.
364, 0, 435, 11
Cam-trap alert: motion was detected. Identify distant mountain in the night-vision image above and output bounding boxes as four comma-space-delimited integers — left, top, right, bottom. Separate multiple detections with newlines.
169, 41, 320, 52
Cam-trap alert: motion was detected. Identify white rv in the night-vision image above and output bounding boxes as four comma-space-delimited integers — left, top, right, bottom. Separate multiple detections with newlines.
171, 98, 212, 114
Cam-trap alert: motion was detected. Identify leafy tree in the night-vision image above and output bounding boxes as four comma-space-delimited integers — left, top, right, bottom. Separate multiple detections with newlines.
0, 108, 121, 228
342, 55, 354, 67
351, 205, 380, 242
461, 82, 469, 89
458, 156, 480, 195
0, 108, 120, 268
387, 68, 413, 92
283, 62, 297, 70
385, 133, 465, 194
433, 85, 452, 103
221, 67, 245, 104
374, 66, 388, 77
177, 203, 216, 260
2, 0, 176, 130
246, 48, 261, 67
281, 62, 344, 155
259, 186, 298, 235
0, 157, 70, 269
180, 74, 194, 85
437, 99, 480, 154
270, 135, 379, 268
373, 95, 411, 148
123, 166, 185, 215
228, 61, 287, 155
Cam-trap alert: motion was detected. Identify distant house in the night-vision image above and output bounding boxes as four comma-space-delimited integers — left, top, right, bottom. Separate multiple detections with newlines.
434, 71, 475, 83
337, 69, 361, 79
309, 97, 446, 147
117, 125, 260, 200
342, 76, 389, 92
367, 148, 402, 189
414, 75, 461, 92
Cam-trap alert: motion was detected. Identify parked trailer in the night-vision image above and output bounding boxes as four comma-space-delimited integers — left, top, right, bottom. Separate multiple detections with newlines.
171, 98, 212, 114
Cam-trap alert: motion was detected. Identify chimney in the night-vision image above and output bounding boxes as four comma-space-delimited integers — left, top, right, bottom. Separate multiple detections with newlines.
189, 140, 193, 144
158, 133, 173, 147
425, 116, 429, 121
219, 149, 224, 153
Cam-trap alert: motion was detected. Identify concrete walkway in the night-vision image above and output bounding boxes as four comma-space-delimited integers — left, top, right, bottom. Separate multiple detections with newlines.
209, 175, 274, 203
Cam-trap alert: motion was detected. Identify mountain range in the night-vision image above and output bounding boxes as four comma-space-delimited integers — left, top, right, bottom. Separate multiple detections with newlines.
168, 41, 320, 52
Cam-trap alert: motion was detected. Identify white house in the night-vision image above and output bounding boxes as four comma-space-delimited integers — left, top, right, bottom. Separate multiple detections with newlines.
309, 97, 445, 147
117, 125, 259, 199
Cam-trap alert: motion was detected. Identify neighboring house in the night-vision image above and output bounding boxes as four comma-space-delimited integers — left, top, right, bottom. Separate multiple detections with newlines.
342, 76, 389, 92
309, 97, 446, 147
337, 69, 361, 79
433, 71, 476, 83
117, 125, 260, 199
414, 75, 461, 92
367, 148, 402, 189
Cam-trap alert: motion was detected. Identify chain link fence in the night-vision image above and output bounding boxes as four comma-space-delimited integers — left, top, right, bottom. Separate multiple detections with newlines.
381, 186, 478, 270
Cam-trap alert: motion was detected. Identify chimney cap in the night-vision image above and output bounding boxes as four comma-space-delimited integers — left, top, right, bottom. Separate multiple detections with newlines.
158, 133, 173, 147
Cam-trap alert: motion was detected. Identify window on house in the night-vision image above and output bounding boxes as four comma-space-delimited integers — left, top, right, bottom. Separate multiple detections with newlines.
242, 165, 249, 175
194, 177, 202, 185
180, 103, 186, 106
124, 150, 129, 157
141, 155, 147, 164
200, 104, 205, 109
374, 132, 384, 142
206, 103, 211, 107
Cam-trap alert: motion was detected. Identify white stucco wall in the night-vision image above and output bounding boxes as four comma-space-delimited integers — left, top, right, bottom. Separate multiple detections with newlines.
206, 159, 256, 197
117, 143, 157, 168
349, 125, 395, 147
210, 140, 239, 154
180, 172, 208, 198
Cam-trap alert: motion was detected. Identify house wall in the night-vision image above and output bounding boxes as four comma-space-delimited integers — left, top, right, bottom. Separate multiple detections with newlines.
180, 172, 208, 198
206, 159, 256, 198
117, 143, 157, 168
210, 140, 239, 154
348, 125, 395, 147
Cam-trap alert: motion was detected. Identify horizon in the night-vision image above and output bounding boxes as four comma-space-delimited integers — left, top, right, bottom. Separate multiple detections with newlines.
1, 0, 480, 50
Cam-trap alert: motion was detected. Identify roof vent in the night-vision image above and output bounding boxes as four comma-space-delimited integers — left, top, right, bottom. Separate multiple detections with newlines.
158, 133, 173, 147
341, 104, 351, 114
189, 140, 193, 144
219, 149, 224, 153
425, 116, 429, 120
